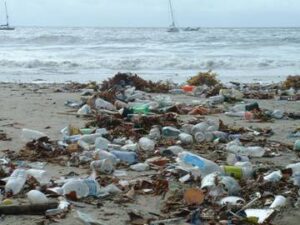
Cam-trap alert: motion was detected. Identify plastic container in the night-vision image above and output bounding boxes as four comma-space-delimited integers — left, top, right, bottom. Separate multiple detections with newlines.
111, 150, 138, 165
177, 151, 222, 177
271, 110, 284, 119
226, 141, 265, 157
226, 153, 249, 165
27, 190, 48, 204
194, 132, 213, 143
62, 179, 101, 198
21, 128, 47, 141
162, 126, 181, 137
201, 173, 240, 195
209, 95, 225, 105
263, 170, 282, 182
27, 169, 51, 185
5, 169, 27, 195
178, 133, 193, 145
148, 126, 161, 140
139, 137, 155, 151
130, 163, 149, 172
77, 104, 92, 115
221, 164, 252, 180
182, 85, 195, 93
191, 122, 209, 135
90, 159, 114, 174
95, 137, 111, 150
132, 104, 149, 115
94, 149, 118, 165
294, 140, 300, 151
269, 195, 286, 209
95, 98, 115, 111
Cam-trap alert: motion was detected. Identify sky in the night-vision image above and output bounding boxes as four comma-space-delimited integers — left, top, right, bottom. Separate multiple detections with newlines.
1, 0, 300, 27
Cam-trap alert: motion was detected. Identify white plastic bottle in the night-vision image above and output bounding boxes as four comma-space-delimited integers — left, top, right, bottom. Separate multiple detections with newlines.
93, 149, 118, 164
95, 137, 111, 150
5, 169, 27, 195
90, 159, 115, 174
178, 133, 193, 145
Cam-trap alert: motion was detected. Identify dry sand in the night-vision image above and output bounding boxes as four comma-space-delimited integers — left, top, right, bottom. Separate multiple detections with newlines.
0, 83, 299, 225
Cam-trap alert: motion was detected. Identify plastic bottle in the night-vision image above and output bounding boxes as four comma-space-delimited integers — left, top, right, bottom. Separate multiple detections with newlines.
286, 162, 300, 175
212, 131, 228, 141
93, 149, 118, 165
77, 104, 92, 115
194, 132, 213, 143
121, 143, 138, 152
27, 190, 48, 204
162, 126, 181, 137
271, 110, 284, 119
130, 163, 150, 172
5, 169, 27, 195
169, 89, 184, 95
27, 169, 51, 186
95, 98, 116, 111
62, 179, 101, 198
209, 95, 225, 105
263, 170, 282, 182
226, 140, 265, 157
138, 137, 155, 151
177, 151, 222, 177
181, 124, 193, 134
132, 104, 149, 115
90, 159, 114, 174
191, 122, 209, 135
221, 162, 253, 180
95, 137, 111, 150
148, 126, 161, 141
294, 140, 300, 151
21, 128, 47, 141
182, 85, 195, 93
226, 153, 249, 165
111, 150, 138, 165
178, 133, 193, 145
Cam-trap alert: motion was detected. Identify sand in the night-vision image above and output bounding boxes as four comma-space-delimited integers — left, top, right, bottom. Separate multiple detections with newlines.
0, 83, 299, 225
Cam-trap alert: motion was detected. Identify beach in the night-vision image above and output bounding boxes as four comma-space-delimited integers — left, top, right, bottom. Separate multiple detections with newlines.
0, 79, 299, 225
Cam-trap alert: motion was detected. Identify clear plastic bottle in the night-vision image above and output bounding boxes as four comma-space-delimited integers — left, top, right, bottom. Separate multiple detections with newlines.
90, 159, 114, 174
5, 169, 27, 195
93, 149, 118, 164
95, 137, 111, 150
177, 151, 222, 177
111, 150, 138, 165
148, 126, 161, 140
27, 169, 51, 186
21, 128, 47, 141
162, 126, 181, 137
62, 179, 101, 198
191, 122, 209, 135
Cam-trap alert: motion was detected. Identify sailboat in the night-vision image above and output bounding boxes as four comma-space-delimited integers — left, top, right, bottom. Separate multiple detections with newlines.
0, 1, 14, 30
167, 0, 179, 32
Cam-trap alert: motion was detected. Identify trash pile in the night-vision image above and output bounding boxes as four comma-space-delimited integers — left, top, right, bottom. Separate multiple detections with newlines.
1, 72, 299, 224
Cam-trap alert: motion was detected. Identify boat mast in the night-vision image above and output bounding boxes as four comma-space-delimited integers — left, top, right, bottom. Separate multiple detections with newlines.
4, 1, 9, 26
169, 0, 176, 27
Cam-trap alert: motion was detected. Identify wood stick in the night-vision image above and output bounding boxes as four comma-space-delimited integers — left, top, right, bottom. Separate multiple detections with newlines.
0, 201, 58, 215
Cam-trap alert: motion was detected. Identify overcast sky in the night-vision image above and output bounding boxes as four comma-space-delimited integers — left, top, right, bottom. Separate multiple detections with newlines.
2, 0, 300, 27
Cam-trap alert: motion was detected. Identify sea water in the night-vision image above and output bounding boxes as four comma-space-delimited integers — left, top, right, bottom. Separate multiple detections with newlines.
0, 27, 299, 83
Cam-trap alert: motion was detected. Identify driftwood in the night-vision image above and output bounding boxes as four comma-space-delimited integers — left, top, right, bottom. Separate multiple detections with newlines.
0, 201, 58, 215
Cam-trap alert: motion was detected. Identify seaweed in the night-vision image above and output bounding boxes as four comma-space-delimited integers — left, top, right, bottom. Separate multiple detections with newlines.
283, 75, 300, 90
100, 72, 171, 93
187, 71, 220, 87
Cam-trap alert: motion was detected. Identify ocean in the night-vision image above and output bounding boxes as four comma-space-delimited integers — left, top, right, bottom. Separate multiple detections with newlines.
0, 27, 299, 83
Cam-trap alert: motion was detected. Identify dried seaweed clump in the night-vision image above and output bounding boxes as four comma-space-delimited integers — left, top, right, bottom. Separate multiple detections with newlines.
100, 72, 171, 93
283, 75, 300, 90
187, 71, 220, 87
